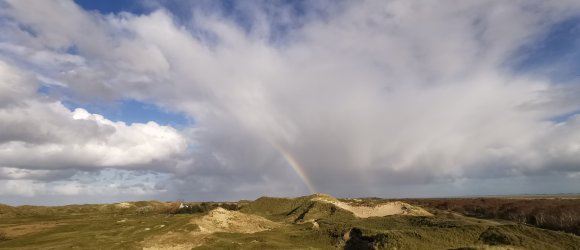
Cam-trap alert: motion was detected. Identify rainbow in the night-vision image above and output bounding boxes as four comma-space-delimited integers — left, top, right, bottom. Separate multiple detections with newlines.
270, 141, 317, 194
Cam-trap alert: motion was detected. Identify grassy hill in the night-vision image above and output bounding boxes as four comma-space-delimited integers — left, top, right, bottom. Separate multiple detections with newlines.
0, 195, 579, 249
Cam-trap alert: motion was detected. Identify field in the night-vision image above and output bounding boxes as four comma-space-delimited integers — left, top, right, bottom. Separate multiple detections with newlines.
0, 194, 579, 249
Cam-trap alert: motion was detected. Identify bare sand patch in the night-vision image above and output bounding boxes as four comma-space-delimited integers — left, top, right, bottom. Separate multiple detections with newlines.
115, 202, 134, 209
142, 232, 210, 250
192, 207, 279, 233
142, 208, 279, 249
312, 196, 432, 218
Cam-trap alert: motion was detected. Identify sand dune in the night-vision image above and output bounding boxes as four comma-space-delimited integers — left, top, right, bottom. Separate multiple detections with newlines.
192, 207, 280, 233
312, 195, 432, 218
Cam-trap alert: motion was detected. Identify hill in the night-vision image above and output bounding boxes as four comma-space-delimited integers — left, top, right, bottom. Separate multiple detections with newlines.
0, 194, 579, 249
242, 193, 431, 222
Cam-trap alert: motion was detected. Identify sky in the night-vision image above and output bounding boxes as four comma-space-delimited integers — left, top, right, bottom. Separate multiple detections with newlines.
1, 0, 580, 205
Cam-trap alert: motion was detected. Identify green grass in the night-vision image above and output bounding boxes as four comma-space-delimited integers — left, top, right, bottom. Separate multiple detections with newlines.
0, 212, 192, 249
1, 196, 579, 249
193, 224, 334, 250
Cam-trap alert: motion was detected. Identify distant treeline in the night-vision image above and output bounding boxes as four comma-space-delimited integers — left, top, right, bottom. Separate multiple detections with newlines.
405, 198, 580, 235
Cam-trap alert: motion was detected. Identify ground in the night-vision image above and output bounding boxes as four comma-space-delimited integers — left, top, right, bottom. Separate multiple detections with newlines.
0, 194, 579, 249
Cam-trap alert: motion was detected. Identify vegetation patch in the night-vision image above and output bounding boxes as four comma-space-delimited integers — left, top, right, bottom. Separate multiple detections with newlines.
0, 231, 8, 241
405, 197, 580, 235
479, 227, 514, 245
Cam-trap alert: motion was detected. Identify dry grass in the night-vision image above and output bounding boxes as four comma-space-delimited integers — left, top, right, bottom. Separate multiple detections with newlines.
0, 223, 60, 238
1, 195, 580, 249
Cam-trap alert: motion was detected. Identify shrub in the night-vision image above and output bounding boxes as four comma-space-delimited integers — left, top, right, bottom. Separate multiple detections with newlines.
136, 205, 154, 214
0, 231, 8, 241
406, 198, 580, 235
479, 228, 512, 245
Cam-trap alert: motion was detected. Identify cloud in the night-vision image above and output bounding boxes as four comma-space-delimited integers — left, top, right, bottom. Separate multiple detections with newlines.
0, 61, 187, 171
1, 0, 580, 203
0, 170, 167, 201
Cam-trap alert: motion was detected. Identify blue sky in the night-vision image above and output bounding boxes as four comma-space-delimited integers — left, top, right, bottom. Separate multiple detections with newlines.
37, 84, 191, 127
510, 16, 580, 83
1, 0, 580, 205
64, 99, 191, 127
74, 0, 151, 15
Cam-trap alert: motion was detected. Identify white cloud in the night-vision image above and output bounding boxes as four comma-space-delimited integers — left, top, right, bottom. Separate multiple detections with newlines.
0, 61, 187, 171
0, 174, 166, 199
1, 0, 580, 202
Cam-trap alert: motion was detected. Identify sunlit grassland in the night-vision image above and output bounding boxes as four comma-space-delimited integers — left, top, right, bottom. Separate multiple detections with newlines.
1, 195, 579, 249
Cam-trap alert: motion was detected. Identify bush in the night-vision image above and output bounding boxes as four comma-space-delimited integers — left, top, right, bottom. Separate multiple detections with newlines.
479, 228, 513, 245
135, 206, 154, 214
0, 231, 8, 241
406, 198, 580, 235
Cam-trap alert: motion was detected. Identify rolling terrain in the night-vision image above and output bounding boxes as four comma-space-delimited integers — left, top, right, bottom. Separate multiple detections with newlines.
1, 194, 579, 249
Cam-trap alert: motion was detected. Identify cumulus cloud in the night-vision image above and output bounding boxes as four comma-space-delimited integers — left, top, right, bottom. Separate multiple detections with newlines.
1, 0, 580, 203
0, 61, 187, 172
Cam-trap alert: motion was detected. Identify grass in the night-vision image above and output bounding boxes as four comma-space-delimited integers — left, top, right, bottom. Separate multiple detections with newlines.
0, 231, 7, 241
193, 225, 334, 250
0, 212, 192, 249
0, 196, 579, 249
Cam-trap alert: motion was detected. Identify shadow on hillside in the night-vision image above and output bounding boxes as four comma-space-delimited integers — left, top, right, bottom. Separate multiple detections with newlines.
344, 228, 374, 250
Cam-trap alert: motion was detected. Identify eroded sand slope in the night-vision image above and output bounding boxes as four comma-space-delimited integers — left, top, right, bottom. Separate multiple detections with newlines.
312, 194, 432, 218
192, 207, 280, 233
